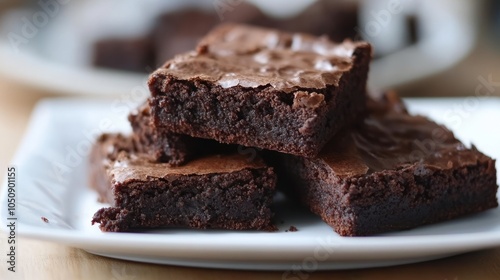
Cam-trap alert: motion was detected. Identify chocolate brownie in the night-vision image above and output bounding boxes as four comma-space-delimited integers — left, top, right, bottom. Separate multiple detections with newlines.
129, 103, 221, 165
93, 3, 361, 72
278, 93, 498, 236
276, 0, 359, 42
151, 9, 218, 65
90, 134, 277, 232
148, 24, 372, 157
93, 37, 154, 73
152, 4, 269, 64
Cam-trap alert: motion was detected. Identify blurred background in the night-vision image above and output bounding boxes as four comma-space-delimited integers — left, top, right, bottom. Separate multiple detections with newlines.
0, 0, 499, 167
1, 0, 499, 96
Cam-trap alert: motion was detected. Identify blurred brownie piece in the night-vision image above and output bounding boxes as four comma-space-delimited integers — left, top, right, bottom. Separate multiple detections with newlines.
152, 8, 218, 65
152, 3, 270, 64
90, 133, 277, 232
278, 93, 498, 236
148, 24, 371, 157
93, 37, 154, 73
276, 0, 359, 41
305, 0, 359, 41
93, 1, 362, 72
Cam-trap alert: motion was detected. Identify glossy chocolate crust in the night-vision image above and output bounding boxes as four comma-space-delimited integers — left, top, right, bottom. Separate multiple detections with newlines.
278, 93, 498, 236
90, 134, 277, 232
149, 24, 372, 157
163, 24, 368, 91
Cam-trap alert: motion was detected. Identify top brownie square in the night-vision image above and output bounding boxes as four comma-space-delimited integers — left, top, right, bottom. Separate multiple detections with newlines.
148, 24, 371, 157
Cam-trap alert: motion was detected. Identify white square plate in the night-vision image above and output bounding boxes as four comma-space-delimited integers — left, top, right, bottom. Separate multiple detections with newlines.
1, 97, 500, 270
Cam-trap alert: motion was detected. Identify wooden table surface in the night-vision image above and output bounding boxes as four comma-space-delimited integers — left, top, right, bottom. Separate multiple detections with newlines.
1, 76, 500, 280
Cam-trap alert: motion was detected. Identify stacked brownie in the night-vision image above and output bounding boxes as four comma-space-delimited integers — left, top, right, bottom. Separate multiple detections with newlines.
90, 24, 498, 236
276, 92, 498, 236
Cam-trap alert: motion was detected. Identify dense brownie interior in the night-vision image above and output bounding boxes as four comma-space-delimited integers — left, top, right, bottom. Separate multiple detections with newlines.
129, 102, 224, 165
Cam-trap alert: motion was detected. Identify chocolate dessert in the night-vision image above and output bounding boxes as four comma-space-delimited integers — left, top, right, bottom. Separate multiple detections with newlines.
149, 24, 371, 157
93, 37, 154, 73
90, 134, 277, 232
277, 93, 498, 236
93, 2, 362, 73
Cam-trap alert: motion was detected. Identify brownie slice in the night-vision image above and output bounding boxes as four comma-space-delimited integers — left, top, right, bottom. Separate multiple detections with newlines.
92, 2, 361, 73
152, 8, 218, 66
148, 24, 372, 157
129, 103, 220, 165
152, 3, 269, 64
93, 37, 155, 73
90, 134, 277, 232
278, 93, 498, 236
275, 0, 359, 42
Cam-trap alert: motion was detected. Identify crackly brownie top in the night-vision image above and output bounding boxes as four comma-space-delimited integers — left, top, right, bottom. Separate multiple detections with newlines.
110, 153, 267, 184
95, 134, 267, 184
152, 24, 371, 91
321, 92, 493, 177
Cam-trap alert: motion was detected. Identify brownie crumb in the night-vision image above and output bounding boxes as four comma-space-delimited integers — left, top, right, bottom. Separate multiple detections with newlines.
41, 217, 49, 223
289, 226, 298, 232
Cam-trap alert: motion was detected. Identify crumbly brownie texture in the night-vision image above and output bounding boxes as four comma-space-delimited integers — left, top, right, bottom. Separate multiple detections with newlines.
148, 24, 371, 157
279, 93, 498, 236
129, 103, 222, 165
90, 134, 277, 232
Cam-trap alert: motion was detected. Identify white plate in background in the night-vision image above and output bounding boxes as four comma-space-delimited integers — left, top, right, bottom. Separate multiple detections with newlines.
0, 97, 499, 270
